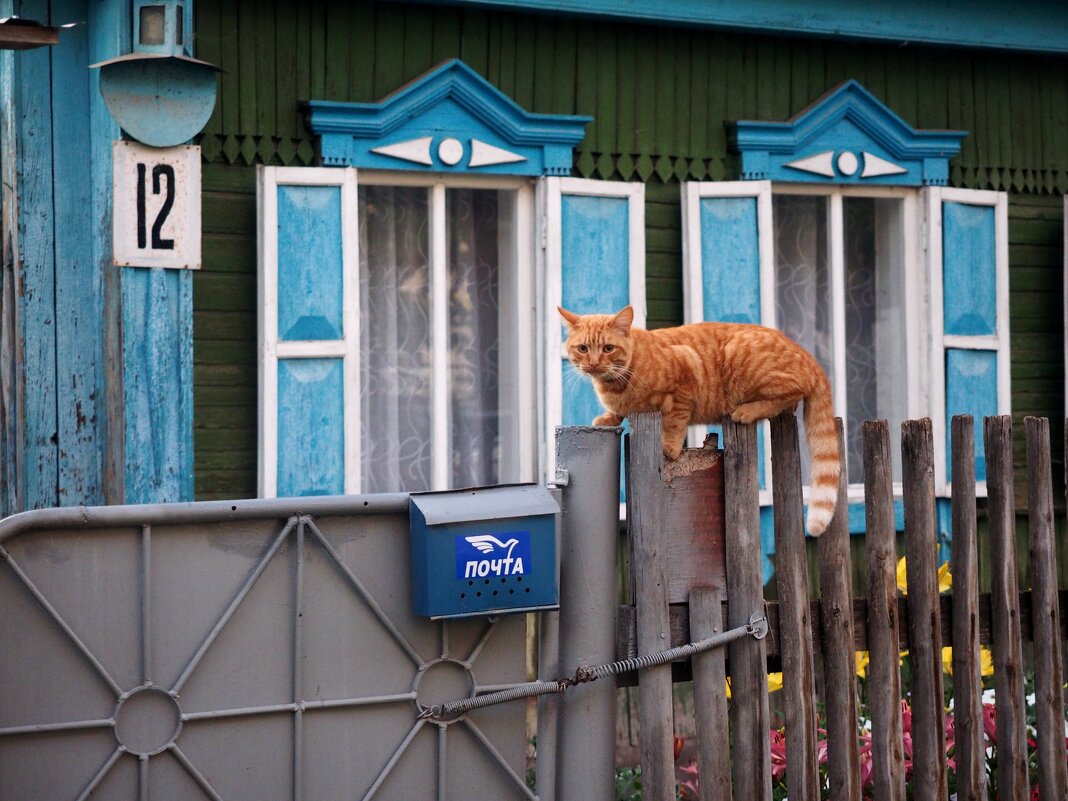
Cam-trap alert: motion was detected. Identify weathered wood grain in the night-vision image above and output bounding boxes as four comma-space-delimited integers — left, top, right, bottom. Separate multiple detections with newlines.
984, 415, 1028, 801
1027, 417, 1067, 801
770, 413, 818, 801
817, 420, 860, 801
722, 419, 771, 801
900, 419, 946, 801
690, 586, 732, 801
862, 420, 905, 801
950, 415, 985, 801
626, 413, 676, 801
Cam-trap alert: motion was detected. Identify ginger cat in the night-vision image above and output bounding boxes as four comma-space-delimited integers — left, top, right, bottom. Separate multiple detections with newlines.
559, 305, 840, 535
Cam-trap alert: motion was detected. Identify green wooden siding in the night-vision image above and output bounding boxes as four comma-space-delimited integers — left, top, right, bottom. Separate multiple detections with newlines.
193, 0, 1067, 501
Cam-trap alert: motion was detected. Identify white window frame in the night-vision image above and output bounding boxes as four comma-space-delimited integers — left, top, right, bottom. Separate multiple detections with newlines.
926, 186, 1010, 497
541, 176, 646, 477
258, 166, 538, 496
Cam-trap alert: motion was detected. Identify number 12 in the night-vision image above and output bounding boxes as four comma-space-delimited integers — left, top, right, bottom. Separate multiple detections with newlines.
136, 163, 176, 250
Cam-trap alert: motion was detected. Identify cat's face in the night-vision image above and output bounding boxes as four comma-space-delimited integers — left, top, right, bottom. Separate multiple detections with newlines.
558, 306, 635, 380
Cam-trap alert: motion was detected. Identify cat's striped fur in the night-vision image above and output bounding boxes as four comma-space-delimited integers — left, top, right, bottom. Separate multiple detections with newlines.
559, 305, 840, 535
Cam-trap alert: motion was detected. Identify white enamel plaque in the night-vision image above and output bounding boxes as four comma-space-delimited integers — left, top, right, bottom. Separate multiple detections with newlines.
113, 141, 201, 269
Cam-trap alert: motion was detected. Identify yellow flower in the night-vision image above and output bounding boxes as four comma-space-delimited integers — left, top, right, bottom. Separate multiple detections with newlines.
725, 672, 784, 698
855, 651, 870, 679
940, 645, 995, 676
896, 556, 953, 595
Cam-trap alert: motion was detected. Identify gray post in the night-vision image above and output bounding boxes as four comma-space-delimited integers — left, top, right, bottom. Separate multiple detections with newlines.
547, 425, 621, 801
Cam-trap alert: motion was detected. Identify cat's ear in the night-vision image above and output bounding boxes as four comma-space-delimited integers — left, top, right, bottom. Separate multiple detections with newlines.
557, 306, 580, 329
613, 306, 634, 335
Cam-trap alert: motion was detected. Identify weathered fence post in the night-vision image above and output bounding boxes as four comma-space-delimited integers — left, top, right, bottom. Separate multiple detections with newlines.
1027, 417, 1068, 801
950, 415, 985, 801
722, 419, 771, 801
862, 419, 905, 801
900, 418, 947, 800
547, 425, 622, 801
627, 413, 676, 801
770, 412, 818, 801
984, 415, 1028, 800
817, 419, 860, 801
690, 586, 732, 801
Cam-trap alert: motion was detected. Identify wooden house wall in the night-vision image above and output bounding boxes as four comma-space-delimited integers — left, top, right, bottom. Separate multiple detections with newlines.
192, 0, 1066, 501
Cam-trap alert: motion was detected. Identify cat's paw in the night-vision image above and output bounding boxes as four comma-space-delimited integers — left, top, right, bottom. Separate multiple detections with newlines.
662, 441, 683, 461
593, 413, 623, 427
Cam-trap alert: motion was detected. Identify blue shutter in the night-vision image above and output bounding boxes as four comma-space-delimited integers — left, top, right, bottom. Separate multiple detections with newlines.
547, 178, 645, 497
932, 189, 1009, 488
259, 167, 359, 498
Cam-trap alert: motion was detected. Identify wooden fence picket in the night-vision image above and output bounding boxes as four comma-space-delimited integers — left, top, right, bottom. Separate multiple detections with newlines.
722, 419, 772, 801
1027, 417, 1068, 801
862, 420, 906, 801
950, 415, 985, 801
770, 412, 819, 801
817, 420, 861, 801
985, 415, 1029, 800
900, 419, 947, 799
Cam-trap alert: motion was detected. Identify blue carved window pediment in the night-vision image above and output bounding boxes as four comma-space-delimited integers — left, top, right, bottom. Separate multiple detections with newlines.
303, 59, 590, 176
730, 80, 967, 186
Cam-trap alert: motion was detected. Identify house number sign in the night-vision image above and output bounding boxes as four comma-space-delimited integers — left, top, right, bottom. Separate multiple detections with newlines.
113, 140, 201, 269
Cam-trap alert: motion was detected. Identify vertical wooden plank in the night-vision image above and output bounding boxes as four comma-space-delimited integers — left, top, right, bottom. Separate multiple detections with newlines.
274, 0, 298, 142
401, 5, 436, 80
595, 27, 618, 159
373, 4, 406, 100
690, 586, 732, 801
978, 416, 1029, 798
626, 413, 675, 801
53, 0, 105, 506
900, 419, 947, 801
237, 0, 260, 131
431, 5, 462, 64
16, 0, 57, 510
770, 413, 819, 801
862, 420, 906, 801
722, 419, 772, 801
322, 0, 351, 101
817, 419, 860, 801
1027, 417, 1068, 801
950, 415, 985, 801
217, 0, 240, 133
615, 23, 637, 155
0, 0, 17, 516
984, 415, 1028, 801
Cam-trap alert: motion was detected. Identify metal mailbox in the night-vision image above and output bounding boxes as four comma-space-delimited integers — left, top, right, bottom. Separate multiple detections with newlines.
409, 484, 560, 619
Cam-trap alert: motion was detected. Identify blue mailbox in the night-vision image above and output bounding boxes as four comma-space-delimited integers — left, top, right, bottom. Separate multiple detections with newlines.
409, 485, 559, 619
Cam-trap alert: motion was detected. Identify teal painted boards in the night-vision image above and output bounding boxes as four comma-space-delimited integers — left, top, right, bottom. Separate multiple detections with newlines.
277, 358, 345, 496
942, 202, 997, 336
560, 193, 629, 429
560, 194, 629, 314
277, 185, 344, 341
123, 268, 194, 502
945, 349, 998, 482
699, 196, 761, 324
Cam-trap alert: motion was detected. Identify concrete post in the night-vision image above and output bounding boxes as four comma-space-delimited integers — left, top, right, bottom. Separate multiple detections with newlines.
542, 425, 621, 801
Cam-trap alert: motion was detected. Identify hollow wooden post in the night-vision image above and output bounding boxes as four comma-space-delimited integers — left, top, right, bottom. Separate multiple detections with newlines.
1027, 417, 1068, 801
722, 419, 771, 801
862, 420, 905, 801
900, 419, 947, 800
984, 415, 1028, 801
690, 586, 732, 801
626, 413, 675, 801
770, 412, 819, 801
817, 419, 860, 801
949, 415, 985, 801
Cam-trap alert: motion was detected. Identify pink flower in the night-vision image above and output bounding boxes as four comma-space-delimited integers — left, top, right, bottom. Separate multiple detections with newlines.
982, 703, 997, 743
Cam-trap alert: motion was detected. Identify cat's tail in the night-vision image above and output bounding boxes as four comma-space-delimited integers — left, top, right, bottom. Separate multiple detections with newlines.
802, 376, 841, 536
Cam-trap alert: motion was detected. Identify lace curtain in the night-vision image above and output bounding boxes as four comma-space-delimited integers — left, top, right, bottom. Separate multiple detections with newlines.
773, 195, 906, 484
357, 186, 502, 493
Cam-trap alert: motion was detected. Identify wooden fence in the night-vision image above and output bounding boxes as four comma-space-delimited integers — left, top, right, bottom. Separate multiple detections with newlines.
617, 413, 1067, 801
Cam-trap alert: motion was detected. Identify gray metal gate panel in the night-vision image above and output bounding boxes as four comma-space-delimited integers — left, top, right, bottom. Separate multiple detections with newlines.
0, 496, 531, 800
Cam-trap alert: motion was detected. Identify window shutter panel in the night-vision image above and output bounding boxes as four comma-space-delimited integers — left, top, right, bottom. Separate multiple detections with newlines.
258, 167, 360, 498
542, 178, 645, 489
927, 187, 1010, 492
681, 181, 773, 490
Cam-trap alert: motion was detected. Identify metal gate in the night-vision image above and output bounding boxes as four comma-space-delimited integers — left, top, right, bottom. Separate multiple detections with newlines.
0, 496, 530, 800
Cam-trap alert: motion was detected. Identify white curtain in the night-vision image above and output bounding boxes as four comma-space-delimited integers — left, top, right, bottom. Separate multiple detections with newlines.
357, 185, 503, 493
